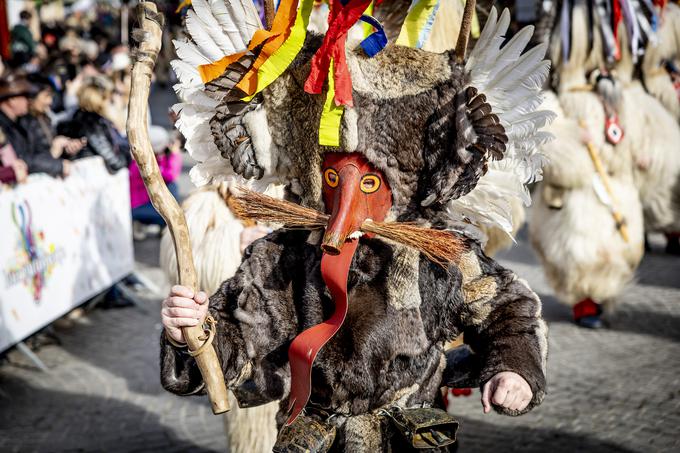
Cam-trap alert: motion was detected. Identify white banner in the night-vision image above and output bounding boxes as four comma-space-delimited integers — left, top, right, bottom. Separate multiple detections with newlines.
0, 157, 134, 353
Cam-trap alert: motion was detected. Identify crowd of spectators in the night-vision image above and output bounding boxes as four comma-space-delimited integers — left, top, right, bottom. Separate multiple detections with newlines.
0, 4, 183, 239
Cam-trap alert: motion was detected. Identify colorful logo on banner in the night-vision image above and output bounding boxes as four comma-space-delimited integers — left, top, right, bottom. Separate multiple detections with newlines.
4, 200, 64, 303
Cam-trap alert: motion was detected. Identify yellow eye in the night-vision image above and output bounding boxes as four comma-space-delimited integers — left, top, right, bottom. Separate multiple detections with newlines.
360, 174, 381, 194
324, 168, 339, 188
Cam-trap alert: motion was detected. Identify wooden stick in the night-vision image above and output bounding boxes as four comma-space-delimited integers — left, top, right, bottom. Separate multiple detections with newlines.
127, 1, 230, 415
579, 122, 629, 242
455, 0, 477, 63
584, 141, 630, 242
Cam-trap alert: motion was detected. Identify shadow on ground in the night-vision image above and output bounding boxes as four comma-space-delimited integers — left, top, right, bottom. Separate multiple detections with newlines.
0, 376, 215, 453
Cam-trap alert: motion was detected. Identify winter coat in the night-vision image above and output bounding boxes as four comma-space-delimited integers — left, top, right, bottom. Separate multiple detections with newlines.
60, 109, 130, 173
160, 230, 548, 451
129, 151, 182, 209
0, 111, 63, 177
18, 113, 55, 157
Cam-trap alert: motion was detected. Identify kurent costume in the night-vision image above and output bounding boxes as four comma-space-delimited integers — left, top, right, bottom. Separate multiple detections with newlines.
160, 1, 550, 450
530, 0, 680, 328
642, 1, 680, 121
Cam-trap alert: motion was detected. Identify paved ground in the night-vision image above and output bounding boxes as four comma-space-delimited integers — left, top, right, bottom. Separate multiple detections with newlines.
1, 86, 679, 452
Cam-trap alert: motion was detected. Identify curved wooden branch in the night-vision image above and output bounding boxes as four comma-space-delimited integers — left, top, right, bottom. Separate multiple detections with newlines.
126, 1, 229, 415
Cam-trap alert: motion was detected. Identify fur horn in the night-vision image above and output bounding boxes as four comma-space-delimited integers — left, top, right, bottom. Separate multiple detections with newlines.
264, 0, 275, 30
456, 0, 477, 63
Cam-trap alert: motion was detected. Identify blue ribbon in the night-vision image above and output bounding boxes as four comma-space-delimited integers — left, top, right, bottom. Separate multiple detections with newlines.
359, 15, 387, 57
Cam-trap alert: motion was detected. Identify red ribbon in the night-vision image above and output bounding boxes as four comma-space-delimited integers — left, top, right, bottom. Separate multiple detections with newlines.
286, 239, 359, 425
304, 0, 372, 107
612, 0, 623, 60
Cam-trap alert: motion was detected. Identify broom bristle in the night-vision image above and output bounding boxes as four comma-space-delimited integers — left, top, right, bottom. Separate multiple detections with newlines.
362, 221, 464, 267
231, 187, 465, 266
231, 187, 329, 228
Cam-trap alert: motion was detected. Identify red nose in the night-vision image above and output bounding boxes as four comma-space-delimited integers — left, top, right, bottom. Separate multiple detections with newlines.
321, 163, 365, 255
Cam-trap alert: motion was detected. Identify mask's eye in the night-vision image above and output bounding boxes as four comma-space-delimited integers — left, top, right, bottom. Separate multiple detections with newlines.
360, 174, 381, 194
324, 168, 339, 188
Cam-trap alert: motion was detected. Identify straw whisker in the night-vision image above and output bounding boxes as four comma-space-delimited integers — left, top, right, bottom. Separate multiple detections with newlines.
231, 187, 465, 267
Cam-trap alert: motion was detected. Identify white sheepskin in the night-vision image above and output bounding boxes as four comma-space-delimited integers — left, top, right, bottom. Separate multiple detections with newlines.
530, 3, 645, 308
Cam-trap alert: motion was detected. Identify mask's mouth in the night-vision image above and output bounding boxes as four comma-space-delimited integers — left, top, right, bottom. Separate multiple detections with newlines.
321, 230, 365, 255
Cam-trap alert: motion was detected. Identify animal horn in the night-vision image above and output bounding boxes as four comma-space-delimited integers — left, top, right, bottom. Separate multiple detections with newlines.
455, 0, 477, 63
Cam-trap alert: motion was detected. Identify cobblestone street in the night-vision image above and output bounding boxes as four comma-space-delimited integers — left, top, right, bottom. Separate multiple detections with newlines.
1, 224, 678, 452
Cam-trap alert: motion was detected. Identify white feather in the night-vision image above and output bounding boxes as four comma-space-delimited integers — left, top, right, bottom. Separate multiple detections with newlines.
186, 10, 226, 61
231, 0, 261, 42
191, 0, 238, 54
451, 7, 554, 236
173, 39, 212, 66
170, 59, 203, 87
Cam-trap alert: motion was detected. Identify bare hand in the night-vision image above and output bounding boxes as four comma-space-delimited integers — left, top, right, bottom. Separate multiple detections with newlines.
240, 225, 271, 253
11, 159, 28, 183
161, 285, 209, 344
64, 137, 86, 156
481, 371, 533, 414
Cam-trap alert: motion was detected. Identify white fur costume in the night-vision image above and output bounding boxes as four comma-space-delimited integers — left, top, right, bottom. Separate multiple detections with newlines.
530, 4, 645, 308
642, 2, 680, 121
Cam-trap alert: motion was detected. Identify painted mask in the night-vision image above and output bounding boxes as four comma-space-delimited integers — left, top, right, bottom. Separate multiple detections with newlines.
320, 152, 392, 254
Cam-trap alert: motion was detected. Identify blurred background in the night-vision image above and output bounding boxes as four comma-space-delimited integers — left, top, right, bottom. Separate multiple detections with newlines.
0, 1, 678, 452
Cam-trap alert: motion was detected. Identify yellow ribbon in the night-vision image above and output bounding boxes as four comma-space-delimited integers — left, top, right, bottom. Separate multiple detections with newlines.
175, 0, 192, 14
396, 0, 440, 48
243, 0, 316, 100
318, 58, 344, 147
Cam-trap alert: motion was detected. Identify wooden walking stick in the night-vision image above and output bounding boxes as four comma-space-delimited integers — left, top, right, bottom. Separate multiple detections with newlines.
127, 1, 230, 414
578, 121, 630, 243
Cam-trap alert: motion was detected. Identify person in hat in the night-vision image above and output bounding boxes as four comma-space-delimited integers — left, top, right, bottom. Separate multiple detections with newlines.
155, 2, 549, 450
0, 73, 70, 178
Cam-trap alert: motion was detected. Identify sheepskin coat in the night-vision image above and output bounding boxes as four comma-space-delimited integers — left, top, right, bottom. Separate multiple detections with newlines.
160, 230, 548, 451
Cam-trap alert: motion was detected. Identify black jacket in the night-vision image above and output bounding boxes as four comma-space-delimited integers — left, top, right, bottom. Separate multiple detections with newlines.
59, 109, 130, 173
0, 110, 63, 177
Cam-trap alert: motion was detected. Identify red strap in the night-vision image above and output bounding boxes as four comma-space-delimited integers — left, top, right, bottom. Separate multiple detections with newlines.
304, 0, 372, 107
612, 0, 622, 60
286, 239, 359, 425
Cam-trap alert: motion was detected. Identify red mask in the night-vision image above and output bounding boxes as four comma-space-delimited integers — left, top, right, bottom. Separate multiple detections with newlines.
321, 152, 392, 254
287, 152, 392, 425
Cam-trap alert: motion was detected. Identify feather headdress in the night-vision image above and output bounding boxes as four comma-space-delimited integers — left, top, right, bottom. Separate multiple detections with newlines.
172, 1, 552, 237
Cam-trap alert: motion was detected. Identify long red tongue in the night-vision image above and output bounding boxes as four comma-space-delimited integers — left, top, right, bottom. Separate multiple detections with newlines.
285, 239, 359, 425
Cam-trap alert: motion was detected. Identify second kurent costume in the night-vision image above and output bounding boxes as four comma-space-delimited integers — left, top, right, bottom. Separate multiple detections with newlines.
159, 1, 550, 450
531, 0, 680, 325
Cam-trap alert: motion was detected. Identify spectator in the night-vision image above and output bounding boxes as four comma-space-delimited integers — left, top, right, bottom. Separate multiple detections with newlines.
0, 129, 28, 184
10, 11, 37, 68
0, 74, 69, 178
129, 126, 182, 240
20, 75, 86, 160
59, 75, 130, 173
